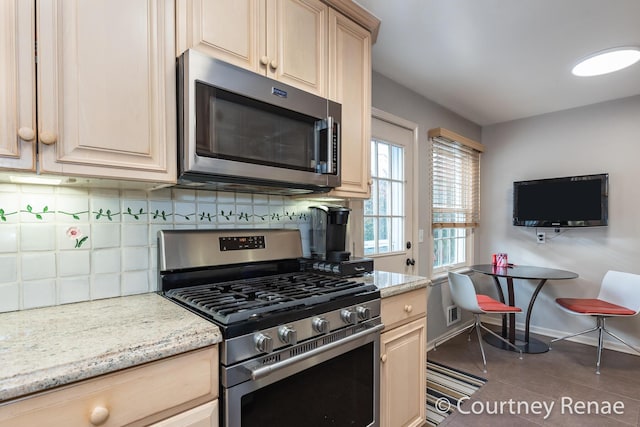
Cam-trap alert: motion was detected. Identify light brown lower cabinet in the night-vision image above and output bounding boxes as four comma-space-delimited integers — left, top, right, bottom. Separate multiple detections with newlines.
0, 346, 218, 427
149, 400, 218, 427
380, 289, 427, 427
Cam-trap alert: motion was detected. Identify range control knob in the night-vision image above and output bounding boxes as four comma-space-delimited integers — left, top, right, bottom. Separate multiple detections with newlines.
254, 333, 273, 353
341, 309, 358, 325
312, 317, 330, 334
357, 306, 371, 320
278, 326, 297, 345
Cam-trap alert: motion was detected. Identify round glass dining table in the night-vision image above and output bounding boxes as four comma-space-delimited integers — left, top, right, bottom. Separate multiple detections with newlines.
470, 264, 578, 353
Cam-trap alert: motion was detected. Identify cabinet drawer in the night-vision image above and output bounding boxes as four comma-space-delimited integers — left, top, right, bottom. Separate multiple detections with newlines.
381, 288, 427, 330
0, 347, 218, 427
150, 400, 218, 427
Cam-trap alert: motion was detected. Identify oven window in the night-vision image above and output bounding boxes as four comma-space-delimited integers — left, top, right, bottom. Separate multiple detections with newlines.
195, 81, 317, 172
241, 343, 374, 426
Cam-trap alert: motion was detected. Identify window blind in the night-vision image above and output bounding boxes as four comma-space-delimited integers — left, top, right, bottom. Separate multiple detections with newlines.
429, 128, 484, 229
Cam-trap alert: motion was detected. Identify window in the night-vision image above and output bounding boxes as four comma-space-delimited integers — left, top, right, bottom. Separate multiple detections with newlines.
429, 128, 484, 273
364, 139, 405, 255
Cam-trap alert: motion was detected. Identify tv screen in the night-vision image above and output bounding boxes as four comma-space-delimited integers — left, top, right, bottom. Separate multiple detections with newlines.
513, 173, 608, 227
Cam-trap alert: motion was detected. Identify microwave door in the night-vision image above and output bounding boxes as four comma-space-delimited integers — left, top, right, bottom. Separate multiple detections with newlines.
198, 86, 316, 171
179, 49, 341, 191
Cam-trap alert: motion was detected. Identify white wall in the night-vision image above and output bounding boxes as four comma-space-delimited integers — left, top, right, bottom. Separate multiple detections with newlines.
479, 94, 640, 350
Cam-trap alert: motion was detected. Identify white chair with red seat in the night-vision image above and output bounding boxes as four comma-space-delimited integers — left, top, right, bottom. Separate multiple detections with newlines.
434, 271, 523, 372
549, 270, 640, 374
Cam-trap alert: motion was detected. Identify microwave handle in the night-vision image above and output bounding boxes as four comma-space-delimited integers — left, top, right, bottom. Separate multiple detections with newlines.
325, 116, 339, 175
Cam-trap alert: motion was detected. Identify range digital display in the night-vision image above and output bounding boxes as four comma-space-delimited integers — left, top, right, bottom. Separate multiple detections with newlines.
219, 235, 266, 251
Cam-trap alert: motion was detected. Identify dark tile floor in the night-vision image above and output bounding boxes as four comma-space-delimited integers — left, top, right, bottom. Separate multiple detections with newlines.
428, 326, 640, 426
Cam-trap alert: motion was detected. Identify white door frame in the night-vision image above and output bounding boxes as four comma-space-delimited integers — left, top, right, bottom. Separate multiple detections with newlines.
349, 108, 419, 273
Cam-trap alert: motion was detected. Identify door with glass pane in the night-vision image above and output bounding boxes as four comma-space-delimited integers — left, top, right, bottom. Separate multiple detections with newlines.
363, 112, 416, 274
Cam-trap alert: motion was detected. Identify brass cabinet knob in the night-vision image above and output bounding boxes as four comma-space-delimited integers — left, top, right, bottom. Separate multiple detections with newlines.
18, 127, 35, 141
39, 131, 57, 145
89, 406, 110, 426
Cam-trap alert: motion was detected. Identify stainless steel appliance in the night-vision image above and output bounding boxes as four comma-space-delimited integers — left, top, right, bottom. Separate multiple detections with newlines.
308, 205, 374, 276
158, 229, 381, 427
310, 205, 351, 261
177, 49, 341, 195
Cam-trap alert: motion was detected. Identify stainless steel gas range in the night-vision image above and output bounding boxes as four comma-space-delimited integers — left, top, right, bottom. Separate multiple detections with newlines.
158, 228, 381, 427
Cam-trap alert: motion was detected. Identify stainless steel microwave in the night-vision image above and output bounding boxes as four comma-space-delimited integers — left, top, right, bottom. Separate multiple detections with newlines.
177, 49, 341, 194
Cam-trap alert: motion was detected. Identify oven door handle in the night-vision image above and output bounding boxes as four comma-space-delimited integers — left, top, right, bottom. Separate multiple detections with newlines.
249, 323, 384, 381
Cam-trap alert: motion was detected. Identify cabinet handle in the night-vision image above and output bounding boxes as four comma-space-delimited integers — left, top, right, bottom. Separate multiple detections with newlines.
18, 127, 35, 141
404, 304, 413, 313
381, 354, 387, 363
269, 59, 278, 70
260, 56, 270, 66
89, 406, 110, 426
39, 131, 57, 145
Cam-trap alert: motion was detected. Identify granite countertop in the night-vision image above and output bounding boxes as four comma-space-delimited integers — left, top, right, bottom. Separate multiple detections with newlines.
0, 272, 425, 403
369, 270, 431, 298
0, 293, 221, 403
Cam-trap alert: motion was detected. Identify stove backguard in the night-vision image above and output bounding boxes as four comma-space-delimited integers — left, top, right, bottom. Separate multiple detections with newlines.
158, 228, 304, 273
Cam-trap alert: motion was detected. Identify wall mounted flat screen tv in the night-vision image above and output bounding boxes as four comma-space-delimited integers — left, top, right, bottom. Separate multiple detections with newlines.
513, 173, 608, 227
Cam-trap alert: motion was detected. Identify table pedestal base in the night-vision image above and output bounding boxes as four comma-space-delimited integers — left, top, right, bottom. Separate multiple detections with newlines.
483, 332, 549, 354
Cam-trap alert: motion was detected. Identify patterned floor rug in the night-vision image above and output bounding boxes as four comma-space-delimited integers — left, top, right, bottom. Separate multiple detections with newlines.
426, 360, 487, 426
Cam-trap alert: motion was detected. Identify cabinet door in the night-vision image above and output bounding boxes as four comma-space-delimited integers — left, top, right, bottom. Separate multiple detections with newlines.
0, 0, 36, 171
267, 0, 327, 96
328, 9, 371, 198
176, 0, 262, 73
37, 0, 177, 182
380, 317, 426, 427
150, 400, 218, 427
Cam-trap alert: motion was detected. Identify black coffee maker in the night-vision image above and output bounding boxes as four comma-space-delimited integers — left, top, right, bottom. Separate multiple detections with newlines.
309, 205, 351, 262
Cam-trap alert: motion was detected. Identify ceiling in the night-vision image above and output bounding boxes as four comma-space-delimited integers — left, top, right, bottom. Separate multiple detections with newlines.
354, 0, 640, 126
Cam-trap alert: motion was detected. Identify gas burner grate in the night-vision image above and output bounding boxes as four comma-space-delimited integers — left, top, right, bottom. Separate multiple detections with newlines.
165, 272, 374, 324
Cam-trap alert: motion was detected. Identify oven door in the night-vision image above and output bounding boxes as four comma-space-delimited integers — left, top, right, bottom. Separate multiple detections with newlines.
224, 324, 382, 427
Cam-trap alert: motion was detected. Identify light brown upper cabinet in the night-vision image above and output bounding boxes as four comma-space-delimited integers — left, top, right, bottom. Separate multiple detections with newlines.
177, 0, 379, 198
0, 0, 177, 182
0, 1, 36, 172
177, 0, 328, 97
326, 8, 372, 198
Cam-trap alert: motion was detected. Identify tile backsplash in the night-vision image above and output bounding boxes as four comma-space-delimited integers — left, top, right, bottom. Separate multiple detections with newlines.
0, 184, 314, 312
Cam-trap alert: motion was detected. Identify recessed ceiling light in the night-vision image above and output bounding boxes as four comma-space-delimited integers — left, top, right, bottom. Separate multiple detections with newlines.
572, 46, 640, 77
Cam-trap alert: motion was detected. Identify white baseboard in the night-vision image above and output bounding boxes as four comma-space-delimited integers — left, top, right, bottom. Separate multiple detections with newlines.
479, 316, 640, 356
427, 320, 475, 352
427, 316, 640, 357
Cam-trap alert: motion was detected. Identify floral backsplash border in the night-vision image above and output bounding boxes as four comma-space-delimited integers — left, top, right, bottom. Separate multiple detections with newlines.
0, 205, 308, 223
0, 201, 310, 252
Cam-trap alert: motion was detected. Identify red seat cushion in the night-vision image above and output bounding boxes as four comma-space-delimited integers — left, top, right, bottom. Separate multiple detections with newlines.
476, 295, 494, 303
556, 298, 636, 316
476, 294, 522, 313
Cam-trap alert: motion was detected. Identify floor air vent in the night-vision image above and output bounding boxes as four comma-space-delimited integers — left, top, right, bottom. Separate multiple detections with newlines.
446, 305, 460, 326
